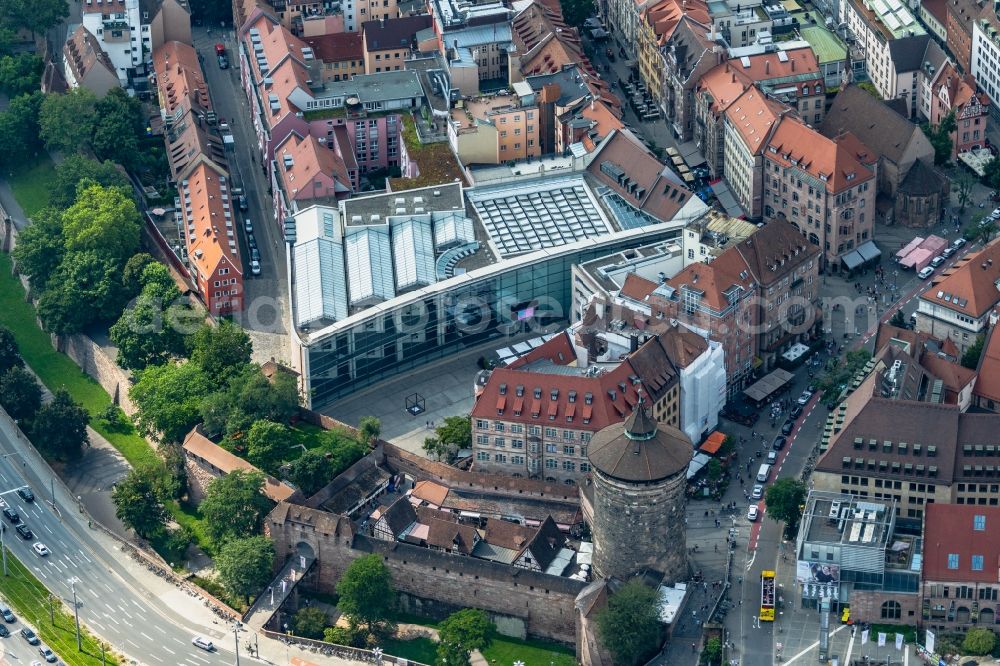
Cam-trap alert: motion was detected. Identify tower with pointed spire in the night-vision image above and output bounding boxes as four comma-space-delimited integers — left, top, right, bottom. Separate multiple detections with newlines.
586, 394, 692, 582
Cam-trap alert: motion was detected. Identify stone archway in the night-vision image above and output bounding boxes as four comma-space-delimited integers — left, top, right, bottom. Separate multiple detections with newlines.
956, 606, 972, 624
296, 541, 316, 561
980, 607, 995, 625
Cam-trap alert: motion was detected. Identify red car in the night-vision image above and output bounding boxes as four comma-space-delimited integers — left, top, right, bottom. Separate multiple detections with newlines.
214, 43, 225, 56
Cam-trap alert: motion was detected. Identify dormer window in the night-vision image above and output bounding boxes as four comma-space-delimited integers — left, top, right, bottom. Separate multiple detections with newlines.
499, 384, 507, 395
534, 388, 542, 399
516, 385, 524, 397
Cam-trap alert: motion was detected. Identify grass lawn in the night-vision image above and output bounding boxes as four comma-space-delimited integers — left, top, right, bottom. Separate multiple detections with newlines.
481, 635, 577, 666
167, 500, 213, 556
0, 253, 158, 470
0, 547, 118, 665
381, 636, 437, 664
9, 157, 57, 218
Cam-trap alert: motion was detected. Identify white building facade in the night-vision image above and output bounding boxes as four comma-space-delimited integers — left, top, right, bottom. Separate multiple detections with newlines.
677, 332, 727, 444
80, 0, 150, 86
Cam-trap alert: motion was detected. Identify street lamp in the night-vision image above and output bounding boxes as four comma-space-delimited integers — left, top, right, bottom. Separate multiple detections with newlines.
233, 621, 242, 666
69, 576, 82, 650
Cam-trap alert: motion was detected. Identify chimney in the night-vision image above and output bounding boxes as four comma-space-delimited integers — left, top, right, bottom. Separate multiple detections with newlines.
765, 60, 770, 74
732, 72, 736, 83
591, 99, 595, 110
791, 59, 795, 72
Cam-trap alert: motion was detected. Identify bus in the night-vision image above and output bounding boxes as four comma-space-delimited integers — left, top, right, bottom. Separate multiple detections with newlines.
760, 570, 776, 622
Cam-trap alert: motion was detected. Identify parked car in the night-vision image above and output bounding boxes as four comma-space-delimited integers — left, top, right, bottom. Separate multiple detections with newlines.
15, 524, 32, 540
32, 543, 49, 557
218, 54, 229, 69
244, 218, 253, 233
790, 405, 803, 420
247, 233, 257, 250
918, 266, 934, 280
772, 435, 787, 450
953, 237, 967, 248
767, 451, 778, 465
942, 247, 955, 258
796, 390, 813, 406
747, 505, 760, 521
0, 624, 9, 637
780, 420, 794, 436
930, 255, 945, 267
192, 636, 215, 651
250, 259, 261, 276
20, 627, 39, 645
0, 606, 15, 623
238, 195, 248, 211
38, 646, 56, 663
214, 42, 226, 56
751, 484, 764, 500
251, 247, 260, 263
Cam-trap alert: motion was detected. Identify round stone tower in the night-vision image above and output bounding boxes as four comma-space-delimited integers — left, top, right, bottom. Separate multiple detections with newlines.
587, 400, 691, 582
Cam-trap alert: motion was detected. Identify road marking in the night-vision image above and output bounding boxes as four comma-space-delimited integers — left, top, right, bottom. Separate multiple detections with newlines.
103, 583, 114, 592
163, 647, 176, 655
103, 612, 119, 626
745, 551, 756, 571
189, 654, 210, 664
78, 551, 91, 563
783, 624, 850, 664
149, 655, 163, 663
155, 625, 167, 634
41, 524, 52, 535
141, 632, 153, 641
34, 567, 46, 580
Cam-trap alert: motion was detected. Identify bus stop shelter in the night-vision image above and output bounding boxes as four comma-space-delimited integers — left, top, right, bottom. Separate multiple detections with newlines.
743, 368, 795, 406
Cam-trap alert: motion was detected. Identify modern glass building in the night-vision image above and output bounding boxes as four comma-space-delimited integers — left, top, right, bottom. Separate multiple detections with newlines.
288, 171, 710, 408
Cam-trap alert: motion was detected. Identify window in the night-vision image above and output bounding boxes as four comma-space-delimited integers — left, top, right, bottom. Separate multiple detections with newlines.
975, 514, 986, 531
948, 553, 960, 569
476, 451, 488, 461
545, 459, 557, 469
562, 460, 575, 471
580, 462, 591, 472
973, 555, 985, 571
563, 445, 575, 455
880, 600, 901, 620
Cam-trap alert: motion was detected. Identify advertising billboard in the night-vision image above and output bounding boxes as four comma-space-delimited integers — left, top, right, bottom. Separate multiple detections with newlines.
796, 560, 840, 584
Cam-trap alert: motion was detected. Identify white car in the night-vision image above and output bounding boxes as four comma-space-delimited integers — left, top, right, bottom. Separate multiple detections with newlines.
31, 543, 49, 557
250, 259, 261, 276
929, 255, 945, 267
953, 237, 967, 248
796, 390, 813, 406
751, 484, 764, 500
192, 636, 214, 651
918, 266, 934, 280
747, 505, 760, 521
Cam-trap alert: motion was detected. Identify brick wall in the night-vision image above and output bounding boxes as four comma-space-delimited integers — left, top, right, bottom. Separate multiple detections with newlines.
56, 333, 136, 415
269, 511, 585, 645
849, 590, 920, 624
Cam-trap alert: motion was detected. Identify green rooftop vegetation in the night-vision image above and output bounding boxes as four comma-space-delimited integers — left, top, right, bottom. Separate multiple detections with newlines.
389, 114, 465, 192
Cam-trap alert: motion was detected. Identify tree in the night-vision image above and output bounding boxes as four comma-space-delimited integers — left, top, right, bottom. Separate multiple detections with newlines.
336, 554, 395, 635
292, 607, 328, 640
30, 387, 88, 460
765, 478, 807, 532
706, 458, 723, 483
61, 184, 141, 266
37, 251, 128, 334
39, 88, 98, 153
200, 470, 272, 543
1, 0, 69, 37
122, 253, 156, 292
11, 207, 64, 292
702, 637, 723, 665
187, 0, 233, 26
50, 154, 130, 210
0, 326, 22, 376
110, 271, 188, 371
889, 309, 907, 329
924, 111, 957, 165
953, 171, 976, 212
0, 53, 42, 96
962, 627, 996, 655
287, 450, 334, 496
435, 609, 492, 666
215, 536, 275, 602
190, 321, 253, 382
962, 335, 986, 369
984, 156, 1000, 190
595, 579, 662, 666
0, 366, 42, 422
111, 464, 169, 538
91, 88, 144, 168
130, 362, 213, 444
436, 415, 472, 450
0, 92, 43, 170
200, 365, 299, 438
244, 420, 292, 471
358, 416, 381, 444
556, 0, 594, 27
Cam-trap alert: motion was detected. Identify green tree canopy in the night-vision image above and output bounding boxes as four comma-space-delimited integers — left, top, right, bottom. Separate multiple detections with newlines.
50, 154, 130, 210
292, 607, 328, 640
435, 609, 493, 666
595, 579, 662, 666
337, 554, 395, 634
962, 335, 986, 369
765, 478, 807, 532
358, 416, 381, 444
0, 92, 43, 170
0, 326, 22, 376
200, 365, 299, 438
215, 535, 275, 601
0, 366, 41, 422
111, 464, 169, 538
889, 309, 907, 329
110, 268, 189, 371
92, 88, 144, 168
122, 253, 156, 292
30, 387, 88, 460
61, 184, 140, 266
36, 250, 128, 333
130, 362, 213, 443
244, 419, 292, 471
922, 111, 957, 166
0, 0, 69, 36
39, 88, 98, 153
557, 0, 594, 27
984, 156, 1000, 190
200, 469, 272, 543
287, 450, 333, 496
11, 207, 64, 292
190, 320, 253, 382
0, 53, 42, 96
963, 627, 996, 655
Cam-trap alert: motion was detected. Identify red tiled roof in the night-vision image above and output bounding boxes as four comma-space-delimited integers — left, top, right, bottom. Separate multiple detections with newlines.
732, 47, 820, 84
974, 325, 1000, 403
303, 31, 363, 63
725, 85, 785, 155
923, 504, 1000, 583
919, 238, 1000, 317
697, 63, 751, 114
619, 273, 660, 303
765, 115, 874, 194
665, 248, 754, 311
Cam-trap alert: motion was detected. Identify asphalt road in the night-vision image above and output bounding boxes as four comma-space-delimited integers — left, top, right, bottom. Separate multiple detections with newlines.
0, 416, 261, 666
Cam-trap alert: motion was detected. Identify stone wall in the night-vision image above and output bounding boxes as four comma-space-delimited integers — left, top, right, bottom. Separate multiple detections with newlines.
184, 457, 218, 504
849, 590, 920, 625
56, 333, 135, 415
592, 468, 687, 582
269, 509, 584, 645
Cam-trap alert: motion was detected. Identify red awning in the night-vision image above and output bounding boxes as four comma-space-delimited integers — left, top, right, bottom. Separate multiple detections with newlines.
548, 401, 559, 418
512, 397, 524, 413
531, 399, 541, 416
700, 431, 727, 454
496, 396, 507, 411
582, 405, 593, 420
566, 403, 576, 418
